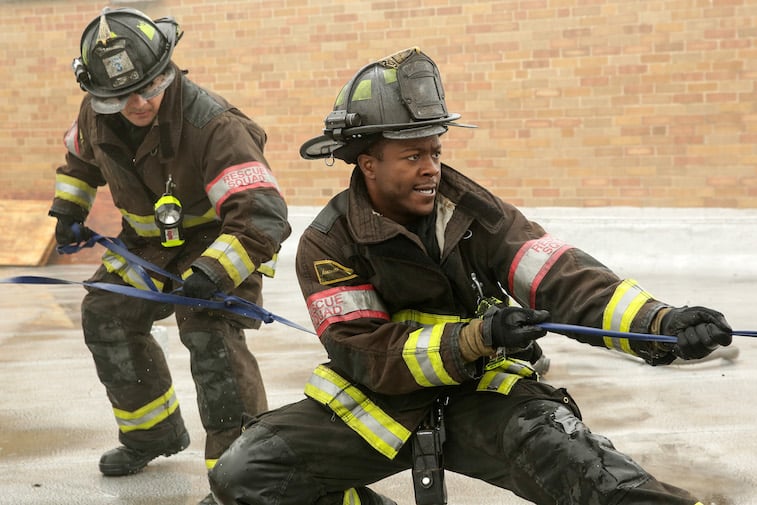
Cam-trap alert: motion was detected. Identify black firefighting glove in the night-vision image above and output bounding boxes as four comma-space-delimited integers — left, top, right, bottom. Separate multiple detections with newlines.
182, 269, 220, 300
482, 306, 551, 350
54, 215, 92, 246
660, 306, 732, 360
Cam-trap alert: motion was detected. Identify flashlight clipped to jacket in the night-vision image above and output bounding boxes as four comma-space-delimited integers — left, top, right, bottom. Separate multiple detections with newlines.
154, 174, 185, 247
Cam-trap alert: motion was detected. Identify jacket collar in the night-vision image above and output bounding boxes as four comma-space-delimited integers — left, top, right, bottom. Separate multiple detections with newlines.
152, 62, 183, 162
345, 163, 505, 247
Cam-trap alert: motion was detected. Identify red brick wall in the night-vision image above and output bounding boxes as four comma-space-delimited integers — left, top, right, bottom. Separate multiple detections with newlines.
3, 0, 756, 208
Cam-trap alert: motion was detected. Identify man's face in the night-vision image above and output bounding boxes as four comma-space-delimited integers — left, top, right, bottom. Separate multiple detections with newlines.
118, 73, 170, 127
357, 135, 442, 225
120, 91, 164, 127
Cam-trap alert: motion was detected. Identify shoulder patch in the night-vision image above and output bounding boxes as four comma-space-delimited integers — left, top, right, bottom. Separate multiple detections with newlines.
314, 259, 357, 285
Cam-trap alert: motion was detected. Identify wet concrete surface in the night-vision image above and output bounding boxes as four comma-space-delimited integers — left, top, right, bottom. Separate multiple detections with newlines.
1, 208, 756, 505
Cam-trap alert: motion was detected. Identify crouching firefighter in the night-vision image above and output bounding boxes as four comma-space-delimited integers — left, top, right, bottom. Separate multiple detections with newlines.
207, 47, 732, 505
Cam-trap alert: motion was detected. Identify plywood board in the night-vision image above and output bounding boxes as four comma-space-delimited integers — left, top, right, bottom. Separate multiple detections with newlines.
0, 200, 56, 266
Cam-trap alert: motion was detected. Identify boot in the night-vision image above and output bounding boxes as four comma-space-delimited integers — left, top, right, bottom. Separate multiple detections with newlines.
99, 430, 190, 476
198, 493, 217, 505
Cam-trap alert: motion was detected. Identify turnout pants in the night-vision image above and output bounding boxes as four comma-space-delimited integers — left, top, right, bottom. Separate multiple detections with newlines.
81, 269, 267, 464
209, 380, 701, 505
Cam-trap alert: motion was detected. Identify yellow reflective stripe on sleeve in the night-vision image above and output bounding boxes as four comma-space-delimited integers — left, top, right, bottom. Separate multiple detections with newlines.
205, 459, 218, 470
257, 252, 278, 278
391, 309, 466, 326
202, 234, 256, 286
343, 488, 361, 505
393, 310, 467, 387
54, 174, 96, 211
403, 324, 460, 387
304, 365, 411, 460
102, 251, 165, 291
112, 386, 179, 433
602, 279, 653, 354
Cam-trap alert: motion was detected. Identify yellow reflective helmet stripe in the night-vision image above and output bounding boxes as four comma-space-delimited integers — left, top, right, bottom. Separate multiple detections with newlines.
352, 78, 373, 101
112, 385, 179, 433
602, 279, 654, 354
54, 173, 97, 211
304, 365, 411, 460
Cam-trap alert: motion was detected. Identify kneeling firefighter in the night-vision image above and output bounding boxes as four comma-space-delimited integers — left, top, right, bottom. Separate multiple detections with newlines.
207, 47, 732, 505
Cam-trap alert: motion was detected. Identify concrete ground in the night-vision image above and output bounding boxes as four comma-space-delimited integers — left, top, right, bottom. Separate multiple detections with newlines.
1, 207, 756, 505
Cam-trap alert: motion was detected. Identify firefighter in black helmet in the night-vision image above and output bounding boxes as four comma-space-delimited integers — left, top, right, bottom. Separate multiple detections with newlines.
72, 7, 180, 114
208, 47, 732, 505
49, 8, 291, 505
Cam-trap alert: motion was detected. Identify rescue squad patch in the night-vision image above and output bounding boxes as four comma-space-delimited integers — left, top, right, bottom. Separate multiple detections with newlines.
306, 284, 389, 335
206, 161, 281, 214
314, 259, 357, 285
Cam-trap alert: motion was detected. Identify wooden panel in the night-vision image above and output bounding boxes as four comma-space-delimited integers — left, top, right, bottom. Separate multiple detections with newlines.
0, 200, 57, 266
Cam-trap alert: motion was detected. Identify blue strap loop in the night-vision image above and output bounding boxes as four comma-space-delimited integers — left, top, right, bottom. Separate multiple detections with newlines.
32, 227, 314, 335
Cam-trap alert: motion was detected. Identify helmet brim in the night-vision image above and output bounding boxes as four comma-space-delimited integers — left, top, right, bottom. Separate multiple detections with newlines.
299, 135, 346, 160
382, 124, 448, 140
90, 94, 129, 114
90, 66, 175, 114
299, 120, 476, 161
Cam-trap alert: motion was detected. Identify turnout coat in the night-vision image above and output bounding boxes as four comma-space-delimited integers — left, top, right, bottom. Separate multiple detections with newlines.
50, 63, 290, 311
295, 164, 674, 460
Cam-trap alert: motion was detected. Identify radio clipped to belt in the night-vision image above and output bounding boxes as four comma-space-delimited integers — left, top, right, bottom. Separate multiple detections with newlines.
154, 174, 185, 247
412, 396, 448, 505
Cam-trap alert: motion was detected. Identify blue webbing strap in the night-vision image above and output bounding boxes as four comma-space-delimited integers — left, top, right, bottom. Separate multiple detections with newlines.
1, 274, 315, 335
539, 322, 757, 342
9, 226, 755, 342
12, 226, 316, 335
